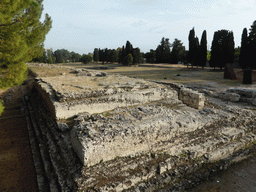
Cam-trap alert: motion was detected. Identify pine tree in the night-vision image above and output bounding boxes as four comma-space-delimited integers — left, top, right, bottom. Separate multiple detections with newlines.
0, 0, 52, 88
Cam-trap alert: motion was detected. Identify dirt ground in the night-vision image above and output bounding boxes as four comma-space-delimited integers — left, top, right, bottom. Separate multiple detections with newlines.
186, 155, 256, 192
44, 63, 256, 89
0, 85, 38, 192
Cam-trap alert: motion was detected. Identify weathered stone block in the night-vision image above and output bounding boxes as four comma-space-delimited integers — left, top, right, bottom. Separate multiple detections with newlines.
223, 93, 240, 102
179, 88, 205, 109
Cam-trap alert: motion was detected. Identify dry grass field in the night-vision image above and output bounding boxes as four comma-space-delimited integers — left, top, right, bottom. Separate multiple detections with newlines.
48, 62, 256, 90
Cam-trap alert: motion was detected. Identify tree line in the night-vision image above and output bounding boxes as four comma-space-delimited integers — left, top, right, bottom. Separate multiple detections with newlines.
32, 48, 93, 64
93, 41, 143, 65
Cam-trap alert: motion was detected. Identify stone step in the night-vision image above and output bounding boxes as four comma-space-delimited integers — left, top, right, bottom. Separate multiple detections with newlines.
24, 104, 50, 192
27, 102, 61, 192
28, 93, 81, 191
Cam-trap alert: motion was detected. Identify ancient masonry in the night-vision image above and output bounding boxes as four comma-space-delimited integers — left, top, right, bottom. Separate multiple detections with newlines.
24, 64, 256, 191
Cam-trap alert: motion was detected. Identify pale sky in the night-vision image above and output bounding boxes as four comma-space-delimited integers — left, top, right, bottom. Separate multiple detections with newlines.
41, 0, 256, 54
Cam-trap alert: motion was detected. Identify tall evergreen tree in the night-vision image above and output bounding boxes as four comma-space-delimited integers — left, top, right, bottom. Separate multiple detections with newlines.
193, 37, 200, 67
188, 28, 198, 67
248, 20, 256, 69
93, 48, 99, 62
239, 28, 248, 69
145, 49, 156, 63
120, 46, 126, 64
0, 0, 52, 88
132, 48, 143, 64
198, 30, 207, 68
209, 30, 235, 69
170, 39, 185, 64
125, 41, 133, 56
155, 37, 171, 63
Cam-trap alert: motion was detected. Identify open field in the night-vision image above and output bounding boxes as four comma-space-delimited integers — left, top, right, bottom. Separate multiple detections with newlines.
30, 62, 256, 91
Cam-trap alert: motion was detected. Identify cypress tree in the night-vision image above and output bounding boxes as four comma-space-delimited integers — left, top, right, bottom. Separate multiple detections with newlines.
93, 48, 99, 62
188, 28, 198, 67
194, 37, 200, 67
209, 32, 220, 69
125, 41, 133, 56
248, 20, 256, 69
121, 45, 126, 64
198, 30, 207, 68
239, 28, 248, 69
210, 30, 234, 69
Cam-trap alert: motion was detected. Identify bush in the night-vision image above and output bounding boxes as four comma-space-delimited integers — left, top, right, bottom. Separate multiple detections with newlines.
0, 62, 28, 89
0, 99, 4, 116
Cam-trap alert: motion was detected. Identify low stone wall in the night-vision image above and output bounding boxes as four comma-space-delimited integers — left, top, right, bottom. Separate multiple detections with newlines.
33, 79, 56, 119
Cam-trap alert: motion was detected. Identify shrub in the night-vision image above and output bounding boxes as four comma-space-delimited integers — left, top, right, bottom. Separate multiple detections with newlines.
0, 62, 28, 90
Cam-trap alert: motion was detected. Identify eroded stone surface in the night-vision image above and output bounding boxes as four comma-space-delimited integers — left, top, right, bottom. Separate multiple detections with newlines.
179, 88, 205, 109
29, 64, 256, 191
35, 72, 179, 119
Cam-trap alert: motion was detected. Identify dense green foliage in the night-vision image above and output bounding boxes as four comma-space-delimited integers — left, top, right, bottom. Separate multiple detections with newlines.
188, 28, 207, 68
80, 54, 92, 64
93, 48, 99, 62
234, 47, 240, 62
132, 48, 143, 64
155, 37, 171, 63
239, 28, 248, 69
94, 40, 143, 65
188, 28, 198, 67
145, 49, 156, 63
123, 53, 133, 66
209, 30, 235, 69
0, 62, 28, 89
197, 30, 207, 68
170, 39, 186, 64
0, 0, 52, 89
0, 99, 4, 116
247, 21, 256, 69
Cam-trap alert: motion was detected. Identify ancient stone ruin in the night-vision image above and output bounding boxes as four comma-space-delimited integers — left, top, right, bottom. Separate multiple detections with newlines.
24, 63, 256, 191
